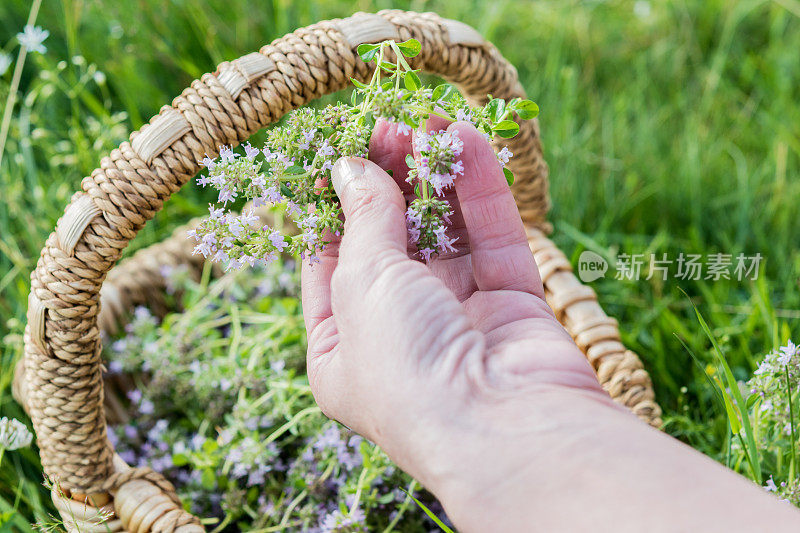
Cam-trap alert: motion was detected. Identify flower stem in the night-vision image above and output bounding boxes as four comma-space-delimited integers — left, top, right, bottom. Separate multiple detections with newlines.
786, 366, 797, 478
394, 56, 401, 91
389, 42, 414, 73
359, 43, 387, 117
406, 104, 455, 122
278, 489, 308, 529
0, 0, 43, 168
348, 446, 381, 515
382, 479, 418, 533
277, 172, 311, 181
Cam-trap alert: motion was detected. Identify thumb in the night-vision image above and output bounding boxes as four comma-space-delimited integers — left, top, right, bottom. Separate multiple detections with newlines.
331, 157, 408, 264
309, 157, 412, 431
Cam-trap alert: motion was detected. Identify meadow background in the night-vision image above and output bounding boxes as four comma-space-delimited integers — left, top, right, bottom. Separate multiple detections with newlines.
1, 0, 799, 529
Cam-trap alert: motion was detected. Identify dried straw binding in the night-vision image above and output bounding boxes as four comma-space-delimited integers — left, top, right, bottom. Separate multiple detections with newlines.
13, 10, 661, 532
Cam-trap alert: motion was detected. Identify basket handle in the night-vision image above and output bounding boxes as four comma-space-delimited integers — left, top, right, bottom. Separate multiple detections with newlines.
22, 10, 547, 501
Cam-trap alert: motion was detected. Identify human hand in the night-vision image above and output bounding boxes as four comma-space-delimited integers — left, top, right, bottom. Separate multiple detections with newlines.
301, 117, 615, 524
301, 118, 800, 532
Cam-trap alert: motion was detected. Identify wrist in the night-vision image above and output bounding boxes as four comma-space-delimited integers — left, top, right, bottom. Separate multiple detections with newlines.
413, 385, 628, 531
426, 385, 800, 533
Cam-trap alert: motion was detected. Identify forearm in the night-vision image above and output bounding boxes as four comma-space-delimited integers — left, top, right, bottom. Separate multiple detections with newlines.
417, 388, 800, 532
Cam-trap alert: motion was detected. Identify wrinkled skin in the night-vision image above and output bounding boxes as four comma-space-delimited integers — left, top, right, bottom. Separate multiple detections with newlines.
301, 119, 800, 532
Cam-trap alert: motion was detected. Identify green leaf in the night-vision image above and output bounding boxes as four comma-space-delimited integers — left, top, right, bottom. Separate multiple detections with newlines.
350, 77, 369, 90
404, 115, 420, 129
405, 154, 417, 168
359, 440, 372, 464
493, 120, 520, 138
172, 453, 189, 466
486, 98, 506, 122
396, 38, 421, 58
400, 489, 454, 533
201, 468, 216, 490
404, 71, 421, 91
712, 374, 743, 434
432, 83, 456, 102
285, 165, 306, 175
357, 43, 379, 62
514, 99, 539, 119
379, 61, 396, 71
361, 48, 378, 63
746, 392, 760, 409
200, 468, 217, 490
357, 43, 379, 54
674, 325, 752, 471
503, 167, 515, 186
357, 45, 378, 63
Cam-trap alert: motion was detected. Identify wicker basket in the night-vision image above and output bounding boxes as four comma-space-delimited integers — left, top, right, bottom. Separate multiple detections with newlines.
12, 10, 662, 532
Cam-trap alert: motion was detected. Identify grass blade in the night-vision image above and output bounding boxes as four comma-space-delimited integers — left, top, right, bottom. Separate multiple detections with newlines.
400, 489, 454, 533
681, 289, 762, 483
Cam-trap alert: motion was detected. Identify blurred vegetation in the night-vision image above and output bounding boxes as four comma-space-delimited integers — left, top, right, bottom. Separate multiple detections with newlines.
1, 0, 799, 528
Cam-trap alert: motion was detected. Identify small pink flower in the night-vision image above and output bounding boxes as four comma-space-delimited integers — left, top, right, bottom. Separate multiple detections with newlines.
394, 121, 412, 136
269, 230, 287, 252
199, 155, 216, 170
243, 142, 260, 160
219, 146, 238, 163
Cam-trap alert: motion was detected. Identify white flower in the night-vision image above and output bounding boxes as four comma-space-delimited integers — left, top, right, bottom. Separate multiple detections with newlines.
753, 357, 773, 376
779, 340, 798, 366
0, 417, 33, 450
17, 25, 49, 54
0, 53, 12, 76
765, 477, 778, 492
760, 398, 774, 414
455, 108, 474, 124
496, 146, 513, 167
394, 121, 412, 137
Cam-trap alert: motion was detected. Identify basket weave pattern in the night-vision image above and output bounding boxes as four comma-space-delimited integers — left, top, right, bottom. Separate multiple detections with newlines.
14, 10, 660, 532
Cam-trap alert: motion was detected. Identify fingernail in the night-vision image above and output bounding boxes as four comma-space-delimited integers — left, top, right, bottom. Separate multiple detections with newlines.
331, 158, 365, 195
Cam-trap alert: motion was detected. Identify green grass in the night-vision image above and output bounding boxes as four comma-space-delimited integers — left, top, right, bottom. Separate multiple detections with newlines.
1, 0, 799, 528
